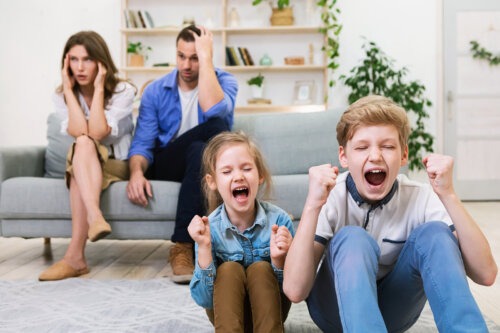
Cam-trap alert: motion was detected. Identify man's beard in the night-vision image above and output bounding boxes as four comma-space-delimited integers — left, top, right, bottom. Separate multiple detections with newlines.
180, 70, 198, 83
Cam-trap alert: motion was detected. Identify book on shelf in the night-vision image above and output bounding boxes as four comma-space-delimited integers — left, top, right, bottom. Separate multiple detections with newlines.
128, 10, 139, 28
225, 47, 236, 66
137, 10, 147, 28
123, 10, 130, 28
229, 47, 241, 66
237, 47, 248, 66
244, 48, 255, 66
144, 10, 155, 28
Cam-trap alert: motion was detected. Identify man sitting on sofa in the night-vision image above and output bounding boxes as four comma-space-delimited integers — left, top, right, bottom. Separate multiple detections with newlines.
126, 25, 238, 283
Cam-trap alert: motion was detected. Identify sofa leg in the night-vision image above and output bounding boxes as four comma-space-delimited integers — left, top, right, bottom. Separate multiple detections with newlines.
43, 238, 53, 260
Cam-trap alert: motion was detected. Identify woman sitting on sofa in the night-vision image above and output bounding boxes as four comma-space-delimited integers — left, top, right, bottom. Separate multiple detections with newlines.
39, 31, 136, 281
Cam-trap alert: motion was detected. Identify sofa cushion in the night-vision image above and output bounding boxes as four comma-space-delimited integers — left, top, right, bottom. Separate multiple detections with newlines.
44, 108, 344, 179
0, 177, 180, 221
233, 108, 343, 175
44, 113, 74, 178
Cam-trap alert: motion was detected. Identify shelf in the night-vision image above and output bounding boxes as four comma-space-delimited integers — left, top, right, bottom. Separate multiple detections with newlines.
121, 66, 176, 73
121, 0, 329, 114
121, 26, 322, 35
235, 104, 326, 114
122, 65, 326, 74
122, 27, 224, 35
224, 65, 326, 72
224, 26, 323, 34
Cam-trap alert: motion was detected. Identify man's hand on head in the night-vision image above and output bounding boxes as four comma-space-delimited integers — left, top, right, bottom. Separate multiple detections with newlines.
190, 26, 213, 63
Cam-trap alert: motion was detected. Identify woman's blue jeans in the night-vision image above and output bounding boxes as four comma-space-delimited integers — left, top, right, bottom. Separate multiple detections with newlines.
306, 222, 488, 332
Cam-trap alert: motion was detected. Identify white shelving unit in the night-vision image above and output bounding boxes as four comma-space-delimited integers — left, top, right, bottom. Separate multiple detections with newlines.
121, 0, 328, 113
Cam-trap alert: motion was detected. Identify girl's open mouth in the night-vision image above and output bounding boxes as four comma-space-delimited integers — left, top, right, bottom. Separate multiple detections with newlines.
365, 170, 386, 186
232, 187, 249, 202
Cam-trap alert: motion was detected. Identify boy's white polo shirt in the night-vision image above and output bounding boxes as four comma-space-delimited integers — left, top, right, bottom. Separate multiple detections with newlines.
315, 171, 453, 279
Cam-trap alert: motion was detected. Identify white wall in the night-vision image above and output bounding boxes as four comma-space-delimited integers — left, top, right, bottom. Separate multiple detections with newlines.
0, 0, 121, 147
0, 0, 440, 149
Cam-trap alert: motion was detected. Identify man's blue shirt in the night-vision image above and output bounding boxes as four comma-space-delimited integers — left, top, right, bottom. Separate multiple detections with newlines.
190, 200, 295, 309
128, 67, 238, 164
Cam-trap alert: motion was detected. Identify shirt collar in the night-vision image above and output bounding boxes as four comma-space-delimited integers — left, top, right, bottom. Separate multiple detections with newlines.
162, 68, 179, 89
221, 200, 267, 232
162, 67, 222, 89
346, 173, 398, 208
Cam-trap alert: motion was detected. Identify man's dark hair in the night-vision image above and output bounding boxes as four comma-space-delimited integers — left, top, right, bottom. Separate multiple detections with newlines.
176, 25, 201, 45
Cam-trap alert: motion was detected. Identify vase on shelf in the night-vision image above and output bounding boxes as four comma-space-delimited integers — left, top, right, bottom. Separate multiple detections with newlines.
229, 8, 240, 28
259, 54, 273, 66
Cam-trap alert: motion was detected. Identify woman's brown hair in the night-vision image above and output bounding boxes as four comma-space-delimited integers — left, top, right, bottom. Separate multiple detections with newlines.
57, 31, 129, 107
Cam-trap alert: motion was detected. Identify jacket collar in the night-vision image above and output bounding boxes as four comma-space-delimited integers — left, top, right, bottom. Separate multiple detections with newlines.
221, 200, 266, 232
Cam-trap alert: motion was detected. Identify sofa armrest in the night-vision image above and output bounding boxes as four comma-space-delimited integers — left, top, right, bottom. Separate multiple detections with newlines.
0, 146, 46, 182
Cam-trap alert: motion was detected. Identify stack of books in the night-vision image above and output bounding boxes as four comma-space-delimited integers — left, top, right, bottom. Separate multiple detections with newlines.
124, 10, 155, 29
226, 47, 255, 66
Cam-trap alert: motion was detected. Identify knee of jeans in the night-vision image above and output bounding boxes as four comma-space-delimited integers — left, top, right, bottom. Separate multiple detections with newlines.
330, 226, 378, 253
327, 226, 380, 269
217, 261, 245, 280
247, 261, 273, 277
412, 221, 456, 250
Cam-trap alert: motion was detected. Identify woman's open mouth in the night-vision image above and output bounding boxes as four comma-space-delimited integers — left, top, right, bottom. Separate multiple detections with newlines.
365, 169, 386, 186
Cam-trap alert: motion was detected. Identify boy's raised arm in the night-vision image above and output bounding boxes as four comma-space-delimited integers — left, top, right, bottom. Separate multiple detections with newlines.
284, 164, 338, 303
423, 154, 497, 286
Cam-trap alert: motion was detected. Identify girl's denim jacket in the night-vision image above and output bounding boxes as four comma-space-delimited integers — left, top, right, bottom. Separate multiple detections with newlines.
189, 200, 295, 309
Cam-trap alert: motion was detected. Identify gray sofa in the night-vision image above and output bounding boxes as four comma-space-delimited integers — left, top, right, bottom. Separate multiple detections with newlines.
0, 108, 343, 239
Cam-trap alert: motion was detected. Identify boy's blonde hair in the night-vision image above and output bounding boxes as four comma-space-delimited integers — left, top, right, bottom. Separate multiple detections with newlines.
202, 131, 273, 214
336, 95, 410, 149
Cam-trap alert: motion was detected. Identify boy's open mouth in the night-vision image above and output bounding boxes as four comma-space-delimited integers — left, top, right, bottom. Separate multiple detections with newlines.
365, 170, 386, 186
232, 187, 249, 201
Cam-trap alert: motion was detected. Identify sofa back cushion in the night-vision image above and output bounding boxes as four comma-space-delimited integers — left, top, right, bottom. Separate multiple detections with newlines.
44, 108, 344, 178
233, 108, 343, 175
44, 113, 73, 178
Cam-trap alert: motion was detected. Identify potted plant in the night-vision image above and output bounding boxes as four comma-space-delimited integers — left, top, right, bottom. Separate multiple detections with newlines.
340, 39, 434, 171
252, 0, 293, 26
247, 73, 265, 99
127, 42, 152, 67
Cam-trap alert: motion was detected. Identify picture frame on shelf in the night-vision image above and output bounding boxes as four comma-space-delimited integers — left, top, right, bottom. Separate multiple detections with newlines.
293, 80, 315, 104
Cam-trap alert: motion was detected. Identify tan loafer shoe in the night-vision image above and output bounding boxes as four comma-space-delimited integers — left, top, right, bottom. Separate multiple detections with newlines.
39, 260, 89, 281
88, 218, 111, 242
168, 242, 194, 284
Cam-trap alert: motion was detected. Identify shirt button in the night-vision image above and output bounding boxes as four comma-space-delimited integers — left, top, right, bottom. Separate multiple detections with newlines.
208, 274, 212, 277
265, 251, 268, 255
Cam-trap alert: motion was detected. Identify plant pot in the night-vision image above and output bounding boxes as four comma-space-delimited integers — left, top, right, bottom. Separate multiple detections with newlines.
251, 84, 264, 99
129, 54, 144, 67
270, 7, 294, 26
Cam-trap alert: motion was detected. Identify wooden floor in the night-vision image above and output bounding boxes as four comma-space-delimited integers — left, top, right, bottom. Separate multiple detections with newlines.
0, 202, 499, 325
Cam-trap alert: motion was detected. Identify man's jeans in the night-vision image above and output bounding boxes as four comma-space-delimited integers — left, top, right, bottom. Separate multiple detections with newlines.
306, 222, 488, 332
150, 117, 229, 243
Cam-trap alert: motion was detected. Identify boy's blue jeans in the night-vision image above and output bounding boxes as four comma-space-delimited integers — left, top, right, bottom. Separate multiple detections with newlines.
306, 222, 488, 332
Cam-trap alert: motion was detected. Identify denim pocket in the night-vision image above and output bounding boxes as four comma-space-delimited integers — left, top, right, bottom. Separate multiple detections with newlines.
253, 247, 271, 261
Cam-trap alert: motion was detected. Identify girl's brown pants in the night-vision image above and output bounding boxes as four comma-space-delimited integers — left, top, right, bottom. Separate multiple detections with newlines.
205, 261, 291, 333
